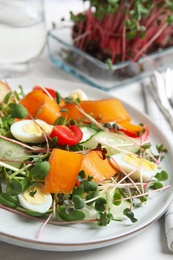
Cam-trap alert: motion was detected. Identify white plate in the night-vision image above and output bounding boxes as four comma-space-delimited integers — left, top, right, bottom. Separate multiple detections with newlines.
0, 77, 172, 252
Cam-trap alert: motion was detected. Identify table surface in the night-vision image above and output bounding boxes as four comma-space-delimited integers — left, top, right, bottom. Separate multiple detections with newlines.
0, 1, 173, 259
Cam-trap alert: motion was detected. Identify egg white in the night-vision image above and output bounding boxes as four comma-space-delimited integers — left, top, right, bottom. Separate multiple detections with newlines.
69, 89, 88, 100
10, 119, 53, 143
18, 183, 52, 213
110, 153, 157, 181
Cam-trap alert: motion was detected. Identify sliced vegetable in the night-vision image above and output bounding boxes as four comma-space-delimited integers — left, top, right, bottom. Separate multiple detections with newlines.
50, 125, 83, 146
0, 138, 28, 168
79, 150, 117, 183
33, 86, 56, 99
79, 126, 97, 143
61, 99, 131, 123
81, 131, 140, 156
19, 90, 61, 125
45, 148, 84, 193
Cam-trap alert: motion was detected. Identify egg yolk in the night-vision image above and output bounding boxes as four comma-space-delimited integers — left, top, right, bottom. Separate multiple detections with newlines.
23, 121, 52, 135
123, 154, 156, 171
22, 185, 48, 206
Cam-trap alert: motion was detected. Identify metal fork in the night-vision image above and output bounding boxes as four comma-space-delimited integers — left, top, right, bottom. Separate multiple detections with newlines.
165, 67, 173, 108
149, 69, 173, 131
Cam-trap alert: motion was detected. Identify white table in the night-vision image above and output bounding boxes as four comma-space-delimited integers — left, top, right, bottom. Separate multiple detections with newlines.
0, 1, 172, 259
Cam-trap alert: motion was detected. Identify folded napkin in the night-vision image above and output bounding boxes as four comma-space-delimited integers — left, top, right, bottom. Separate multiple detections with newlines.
142, 71, 173, 252
165, 202, 173, 252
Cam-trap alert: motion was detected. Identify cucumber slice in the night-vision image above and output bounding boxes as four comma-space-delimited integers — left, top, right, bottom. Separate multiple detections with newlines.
81, 131, 140, 156
0, 139, 29, 168
80, 126, 97, 143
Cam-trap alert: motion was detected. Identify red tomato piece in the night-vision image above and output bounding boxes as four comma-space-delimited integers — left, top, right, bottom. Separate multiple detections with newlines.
50, 125, 83, 146
33, 86, 56, 98
118, 125, 149, 139
118, 129, 139, 138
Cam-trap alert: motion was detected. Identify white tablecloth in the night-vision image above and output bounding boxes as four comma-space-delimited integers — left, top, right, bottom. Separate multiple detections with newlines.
0, 1, 172, 259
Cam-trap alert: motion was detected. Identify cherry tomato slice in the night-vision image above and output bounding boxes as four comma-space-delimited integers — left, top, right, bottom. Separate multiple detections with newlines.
33, 86, 56, 98
50, 125, 83, 146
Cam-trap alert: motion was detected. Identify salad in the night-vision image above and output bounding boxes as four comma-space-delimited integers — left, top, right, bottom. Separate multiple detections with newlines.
0, 80, 170, 234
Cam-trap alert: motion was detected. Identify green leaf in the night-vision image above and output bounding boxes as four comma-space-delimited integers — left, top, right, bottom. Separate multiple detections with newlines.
13, 85, 25, 100
57, 206, 85, 221
63, 96, 73, 104
72, 195, 85, 209
141, 142, 151, 149
156, 144, 168, 153
97, 212, 113, 226
29, 161, 50, 180
87, 175, 93, 182
23, 209, 46, 217
0, 192, 19, 208
55, 91, 62, 105
150, 182, 163, 190
54, 116, 66, 125
70, 11, 86, 23
95, 7, 106, 20
155, 170, 168, 181
107, 3, 118, 14
95, 197, 106, 211
48, 136, 58, 147
166, 15, 173, 25
82, 180, 90, 193
107, 0, 118, 4
3, 92, 12, 104
0, 114, 14, 135
72, 184, 84, 196
140, 195, 147, 202
125, 18, 132, 29
86, 190, 98, 205
88, 181, 98, 191
6, 177, 30, 195
168, 1, 173, 11
7, 103, 28, 118
78, 170, 86, 181
123, 208, 137, 223
126, 30, 136, 40
113, 190, 122, 206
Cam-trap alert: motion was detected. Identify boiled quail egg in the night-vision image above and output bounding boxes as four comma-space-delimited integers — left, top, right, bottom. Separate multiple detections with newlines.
18, 183, 52, 213
110, 153, 157, 181
69, 89, 88, 101
10, 119, 53, 143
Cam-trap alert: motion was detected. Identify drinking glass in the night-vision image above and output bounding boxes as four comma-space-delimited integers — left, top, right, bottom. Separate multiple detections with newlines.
0, 0, 47, 78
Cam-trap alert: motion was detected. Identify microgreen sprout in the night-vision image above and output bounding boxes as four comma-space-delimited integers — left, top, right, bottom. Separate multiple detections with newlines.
123, 208, 137, 223
63, 0, 173, 68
